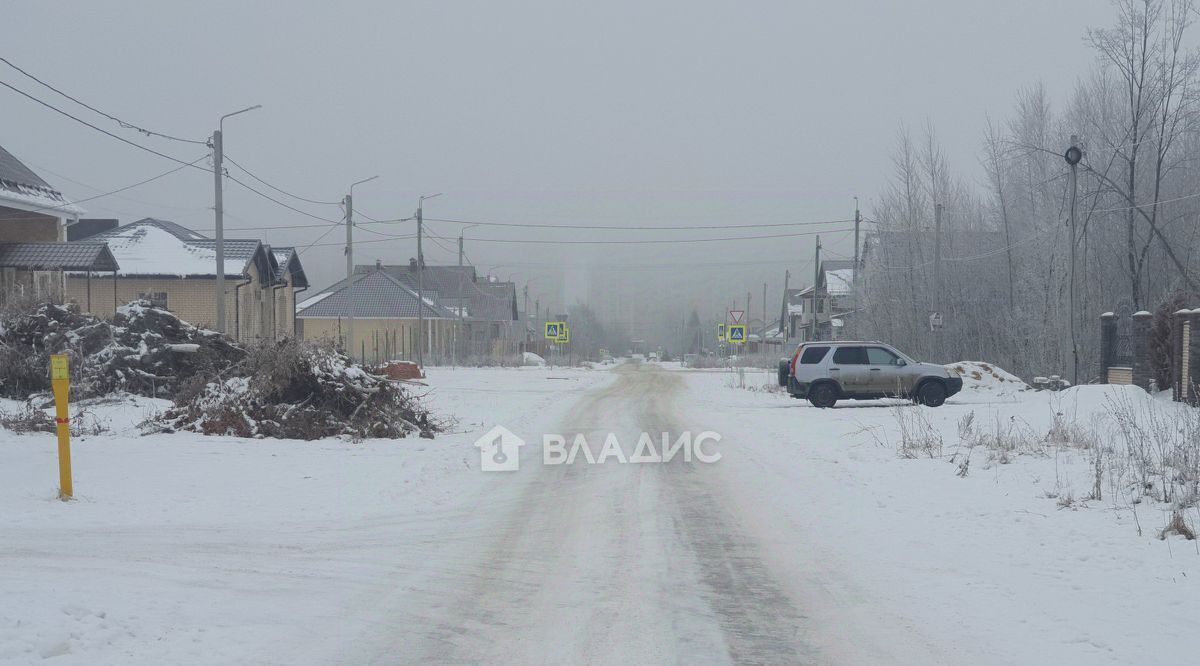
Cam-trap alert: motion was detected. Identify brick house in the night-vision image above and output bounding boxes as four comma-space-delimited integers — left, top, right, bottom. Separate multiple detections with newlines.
0, 143, 120, 302
296, 265, 457, 363
66, 218, 307, 341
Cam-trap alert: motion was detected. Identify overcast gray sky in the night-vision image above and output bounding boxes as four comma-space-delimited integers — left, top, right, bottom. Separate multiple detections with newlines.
4, 0, 1113, 336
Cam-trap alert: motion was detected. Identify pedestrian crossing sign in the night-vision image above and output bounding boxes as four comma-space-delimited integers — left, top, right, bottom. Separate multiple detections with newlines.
727, 324, 747, 344
545, 322, 565, 339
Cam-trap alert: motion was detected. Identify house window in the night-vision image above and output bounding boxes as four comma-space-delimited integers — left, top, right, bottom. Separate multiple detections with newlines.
138, 291, 168, 309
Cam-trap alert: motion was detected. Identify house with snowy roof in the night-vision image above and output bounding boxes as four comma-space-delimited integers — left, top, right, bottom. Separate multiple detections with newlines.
0, 144, 119, 303
296, 264, 458, 364
66, 218, 308, 341
787, 259, 857, 341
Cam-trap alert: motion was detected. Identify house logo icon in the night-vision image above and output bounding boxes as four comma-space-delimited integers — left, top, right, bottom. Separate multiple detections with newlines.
475, 425, 526, 471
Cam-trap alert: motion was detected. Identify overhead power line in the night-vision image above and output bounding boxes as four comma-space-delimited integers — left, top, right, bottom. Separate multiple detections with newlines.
0, 56, 208, 145
2, 78, 344, 224
222, 154, 343, 206
297, 213, 347, 255
223, 173, 343, 224
456, 228, 853, 245
0, 155, 208, 221
0, 78, 211, 169
305, 233, 416, 250
424, 216, 857, 231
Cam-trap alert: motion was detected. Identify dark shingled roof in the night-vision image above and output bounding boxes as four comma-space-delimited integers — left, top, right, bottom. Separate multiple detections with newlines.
0, 242, 119, 271
0, 143, 82, 216
0, 144, 52, 191
360, 263, 517, 322
269, 246, 309, 289
297, 270, 456, 319
81, 217, 209, 243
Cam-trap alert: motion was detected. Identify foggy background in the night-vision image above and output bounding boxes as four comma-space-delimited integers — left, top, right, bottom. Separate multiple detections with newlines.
3, 0, 1112, 348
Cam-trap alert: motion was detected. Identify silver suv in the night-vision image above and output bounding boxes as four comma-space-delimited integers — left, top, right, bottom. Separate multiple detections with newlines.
777, 341, 962, 408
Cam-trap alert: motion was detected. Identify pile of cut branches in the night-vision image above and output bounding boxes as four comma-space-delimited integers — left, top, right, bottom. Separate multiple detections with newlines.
0, 301, 245, 400
158, 338, 444, 440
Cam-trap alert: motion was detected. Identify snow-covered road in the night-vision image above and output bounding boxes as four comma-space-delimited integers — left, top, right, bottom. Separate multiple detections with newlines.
392, 363, 813, 664
4, 361, 1200, 664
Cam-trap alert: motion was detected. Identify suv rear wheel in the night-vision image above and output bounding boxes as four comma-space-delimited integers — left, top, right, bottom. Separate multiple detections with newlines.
808, 382, 839, 408
915, 380, 947, 407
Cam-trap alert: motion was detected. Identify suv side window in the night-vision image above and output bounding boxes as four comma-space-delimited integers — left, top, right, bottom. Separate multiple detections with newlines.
866, 347, 899, 365
800, 346, 830, 364
832, 346, 867, 364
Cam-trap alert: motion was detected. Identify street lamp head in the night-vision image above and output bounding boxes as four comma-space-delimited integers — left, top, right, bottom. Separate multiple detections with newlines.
220, 104, 262, 129
351, 175, 379, 194
1064, 145, 1082, 166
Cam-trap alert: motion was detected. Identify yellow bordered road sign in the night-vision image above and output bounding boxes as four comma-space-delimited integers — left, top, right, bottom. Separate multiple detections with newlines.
545, 322, 565, 340
727, 324, 747, 344
717, 323, 726, 342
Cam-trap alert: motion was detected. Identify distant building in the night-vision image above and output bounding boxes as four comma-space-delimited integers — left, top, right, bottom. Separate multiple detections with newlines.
295, 264, 458, 363
66, 218, 307, 341
785, 259, 857, 341
356, 261, 521, 358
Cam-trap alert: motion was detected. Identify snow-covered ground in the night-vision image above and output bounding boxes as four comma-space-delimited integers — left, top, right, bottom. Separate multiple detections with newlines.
0, 367, 611, 665
2, 362, 1198, 664
682, 366, 1200, 663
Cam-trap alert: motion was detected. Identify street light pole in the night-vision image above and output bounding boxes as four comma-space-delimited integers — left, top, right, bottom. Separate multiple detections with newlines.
344, 175, 379, 361
212, 104, 261, 336
416, 193, 442, 368
456, 224, 477, 363
1065, 138, 1083, 386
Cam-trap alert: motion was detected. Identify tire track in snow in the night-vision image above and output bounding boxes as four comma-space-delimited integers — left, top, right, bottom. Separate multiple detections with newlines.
401, 363, 813, 664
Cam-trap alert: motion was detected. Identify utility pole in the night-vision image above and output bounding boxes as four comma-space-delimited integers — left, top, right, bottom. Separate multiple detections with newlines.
213, 129, 225, 334
457, 233, 465, 364
852, 198, 862, 327
345, 192, 354, 359
762, 283, 767, 342
1065, 137, 1083, 385
417, 205, 424, 368
212, 105, 260, 336
810, 236, 821, 341
779, 269, 790, 339
416, 193, 443, 368
934, 202, 944, 361
343, 176, 378, 362
853, 197, 862, 279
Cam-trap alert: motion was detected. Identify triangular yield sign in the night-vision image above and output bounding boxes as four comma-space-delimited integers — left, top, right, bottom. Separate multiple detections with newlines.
729, 310, 744, 323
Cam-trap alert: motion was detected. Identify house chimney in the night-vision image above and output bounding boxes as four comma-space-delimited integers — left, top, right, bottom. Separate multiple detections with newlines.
375, 259, 382, 270
409, 257, 417, 269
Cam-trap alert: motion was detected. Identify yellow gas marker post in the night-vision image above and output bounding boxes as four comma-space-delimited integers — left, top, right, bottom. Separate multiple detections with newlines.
50, 354, 72, 500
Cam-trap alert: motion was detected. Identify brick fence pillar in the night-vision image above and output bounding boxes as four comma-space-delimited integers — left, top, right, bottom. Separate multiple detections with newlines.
1132, 310, 1154, 392
1174, 309, 1190, 401
1099, 312, 1117, 383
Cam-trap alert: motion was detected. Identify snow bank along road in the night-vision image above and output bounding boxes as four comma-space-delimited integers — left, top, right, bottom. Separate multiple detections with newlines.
4, 362, 1200, 664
